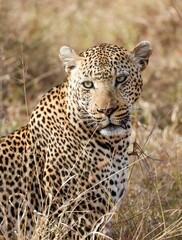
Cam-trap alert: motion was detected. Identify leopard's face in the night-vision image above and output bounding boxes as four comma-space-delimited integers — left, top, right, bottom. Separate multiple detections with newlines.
60, 42, 152, 136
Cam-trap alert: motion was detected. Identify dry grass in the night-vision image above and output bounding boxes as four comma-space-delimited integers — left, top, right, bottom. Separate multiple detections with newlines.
0, 0, 182, 239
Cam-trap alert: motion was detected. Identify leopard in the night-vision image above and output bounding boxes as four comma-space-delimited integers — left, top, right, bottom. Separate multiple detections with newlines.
0, 41, 152, 239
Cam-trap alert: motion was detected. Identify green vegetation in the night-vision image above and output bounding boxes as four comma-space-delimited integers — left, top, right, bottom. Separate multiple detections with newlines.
0, 0, 181, 239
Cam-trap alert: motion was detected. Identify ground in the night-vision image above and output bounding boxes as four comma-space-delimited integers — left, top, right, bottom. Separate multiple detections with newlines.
0, 0, 182, 239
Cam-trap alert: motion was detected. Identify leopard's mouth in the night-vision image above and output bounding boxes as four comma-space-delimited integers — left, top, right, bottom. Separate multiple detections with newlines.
100, 119, 130, 136
103, 123, 127, 132
102, 123, 123, 131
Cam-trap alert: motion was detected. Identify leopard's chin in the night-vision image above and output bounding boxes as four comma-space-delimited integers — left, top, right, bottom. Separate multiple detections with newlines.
100, 123, 129, 137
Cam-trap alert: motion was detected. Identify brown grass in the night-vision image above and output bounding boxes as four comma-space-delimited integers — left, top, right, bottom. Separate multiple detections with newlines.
0, 0, 182, 239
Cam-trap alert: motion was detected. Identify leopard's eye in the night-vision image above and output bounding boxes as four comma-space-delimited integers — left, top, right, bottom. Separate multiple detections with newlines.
82, 81, 94, 89
115, 74, 129, 86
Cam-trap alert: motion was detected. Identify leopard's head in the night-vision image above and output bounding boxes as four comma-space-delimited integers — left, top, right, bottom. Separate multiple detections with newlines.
59, 42, 152, 137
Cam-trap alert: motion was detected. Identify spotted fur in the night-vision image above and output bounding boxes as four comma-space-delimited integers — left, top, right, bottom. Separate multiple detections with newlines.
0, 42, 152, 239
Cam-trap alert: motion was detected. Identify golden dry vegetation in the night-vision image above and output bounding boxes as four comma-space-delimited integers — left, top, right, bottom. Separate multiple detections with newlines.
0, 0, 182, 239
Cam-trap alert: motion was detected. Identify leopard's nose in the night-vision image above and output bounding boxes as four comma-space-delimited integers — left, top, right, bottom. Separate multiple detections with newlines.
97, 106, 118, 117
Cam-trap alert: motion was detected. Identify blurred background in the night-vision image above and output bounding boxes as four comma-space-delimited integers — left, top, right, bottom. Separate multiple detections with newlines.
0, 0, 182, 239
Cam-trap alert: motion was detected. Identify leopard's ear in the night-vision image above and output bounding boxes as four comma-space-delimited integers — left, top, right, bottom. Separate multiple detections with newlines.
59, 46, 79, 73
130, 41, 152, 71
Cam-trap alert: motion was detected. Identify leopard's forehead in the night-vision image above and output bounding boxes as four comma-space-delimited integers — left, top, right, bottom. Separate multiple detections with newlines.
78, 43, 131, 79
80, 43, 128, 56
79, 43, 129, 61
